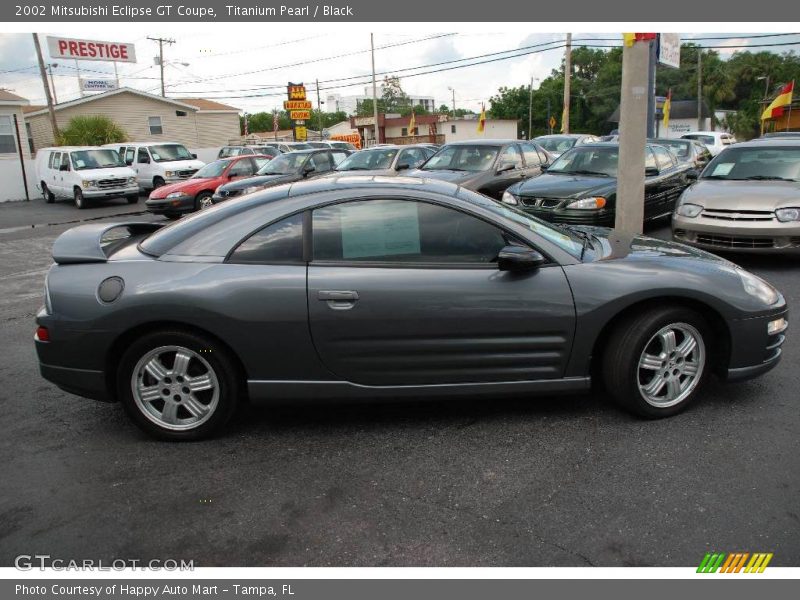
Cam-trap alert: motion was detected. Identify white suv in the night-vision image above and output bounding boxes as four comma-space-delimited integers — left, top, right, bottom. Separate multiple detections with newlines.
35, 147, 138, 209
108, 142, 205, 191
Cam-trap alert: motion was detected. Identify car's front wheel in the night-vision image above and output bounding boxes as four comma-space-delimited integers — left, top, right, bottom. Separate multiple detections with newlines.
74, 187, 86, 209
603, 307, 709, 418
195, 191, 213, 211
117, 330, 241, 440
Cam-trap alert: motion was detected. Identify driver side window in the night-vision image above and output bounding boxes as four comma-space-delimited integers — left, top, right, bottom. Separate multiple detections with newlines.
312, 199, 511, 265
498, 145, 523, 169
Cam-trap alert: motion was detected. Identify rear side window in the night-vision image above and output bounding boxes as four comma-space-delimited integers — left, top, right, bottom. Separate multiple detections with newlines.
48, 152, 59, 169
124, 148, 135, 165
652, 146, 675, 170
228, 213, 304, 264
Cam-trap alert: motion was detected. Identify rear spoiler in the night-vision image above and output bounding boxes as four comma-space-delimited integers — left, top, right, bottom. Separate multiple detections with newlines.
52, 222, 164, 265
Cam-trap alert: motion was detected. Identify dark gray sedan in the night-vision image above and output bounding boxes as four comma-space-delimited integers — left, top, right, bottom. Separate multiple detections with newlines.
36, 176, 787, 440
408, 139, 553, 199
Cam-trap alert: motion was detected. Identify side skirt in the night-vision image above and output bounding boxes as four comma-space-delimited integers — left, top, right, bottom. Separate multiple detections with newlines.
247, 376, 591, 402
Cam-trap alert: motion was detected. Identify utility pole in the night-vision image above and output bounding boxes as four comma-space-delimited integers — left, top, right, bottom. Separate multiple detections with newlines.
46, 63, 58, 104
370, 33, 379, 145
616, 37, 650, 235
32, 34, 59, 143
547, 98, 552, 134
449, 87, 456, 114
562, 32, 572, 134
646, 39, 657, 138
148, 36, 175, 97
528, 77, 534, 140
697, 50, 703, 131
316, 78, 324, 140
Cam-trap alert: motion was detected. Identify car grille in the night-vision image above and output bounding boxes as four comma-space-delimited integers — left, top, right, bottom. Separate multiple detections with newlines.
520, 196, 564, 209
701, 208, 774, 222
177, 169, 198, 178
97, 178, 128, 189
696, 233, 774, 249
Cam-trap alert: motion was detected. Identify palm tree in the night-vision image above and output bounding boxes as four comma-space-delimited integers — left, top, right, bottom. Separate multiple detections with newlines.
57, 115, 128, 146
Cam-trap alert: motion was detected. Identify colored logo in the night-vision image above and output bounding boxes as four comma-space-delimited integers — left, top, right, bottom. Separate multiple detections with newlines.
697, 552, 773, 573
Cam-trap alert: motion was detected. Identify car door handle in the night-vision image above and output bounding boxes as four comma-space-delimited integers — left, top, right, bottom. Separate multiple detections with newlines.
318, 290, 359, 309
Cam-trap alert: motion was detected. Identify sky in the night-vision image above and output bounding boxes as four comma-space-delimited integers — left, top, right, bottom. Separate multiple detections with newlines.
1, 29, 797, 116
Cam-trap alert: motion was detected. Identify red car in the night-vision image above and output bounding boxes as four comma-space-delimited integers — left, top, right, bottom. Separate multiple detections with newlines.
145, 155, 272, 219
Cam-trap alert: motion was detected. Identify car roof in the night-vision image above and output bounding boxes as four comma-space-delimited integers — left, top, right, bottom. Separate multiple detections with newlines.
443, 139, 517, 146
648, 138, 690, 144
727, 138, 800, 149
537, 134, 587, 139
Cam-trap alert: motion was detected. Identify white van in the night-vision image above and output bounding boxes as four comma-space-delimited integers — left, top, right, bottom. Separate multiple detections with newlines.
107, 142, 205, 191
35, 147, 139, 209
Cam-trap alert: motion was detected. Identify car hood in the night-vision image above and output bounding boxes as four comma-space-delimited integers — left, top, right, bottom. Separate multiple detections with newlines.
511, 173, 616, 198
409, 169, 481, 184
329, 168, 397, 177
75, 166, 136, 179
150, 177, 214, 198
681, 179, 800, 210
156, 159, 205, 171
571, 225, 731, 263
218, 173, 299, 192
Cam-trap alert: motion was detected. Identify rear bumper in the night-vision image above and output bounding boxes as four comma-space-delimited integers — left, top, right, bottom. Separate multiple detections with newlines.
145, 194, 195, 215
39, 362, 110, 401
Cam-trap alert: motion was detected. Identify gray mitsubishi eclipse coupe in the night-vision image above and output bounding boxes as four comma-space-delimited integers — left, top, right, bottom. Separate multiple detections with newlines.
35, 176, 788, 440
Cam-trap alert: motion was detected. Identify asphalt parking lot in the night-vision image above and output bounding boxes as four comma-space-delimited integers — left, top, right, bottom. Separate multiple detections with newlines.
0, 194, 798, 568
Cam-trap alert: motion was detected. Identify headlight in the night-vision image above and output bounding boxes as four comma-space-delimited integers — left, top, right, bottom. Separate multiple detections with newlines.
676, 203, 703, 218
243, 186, 262, 195
165, 191, 184, 199
127, 177, 136, 185
501, 191, 518, 206
737, 268, 779, 305
165, 171, 175, 177
775, 207, 800, 222
82, 180, 96, 189
567, 197, 606, 210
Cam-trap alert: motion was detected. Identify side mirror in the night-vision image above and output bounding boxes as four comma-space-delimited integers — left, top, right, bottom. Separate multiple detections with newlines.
303, 164, 316, 176
396, 162, 411, 171
686, 169, 699, 181
191, 153, 198, 159
541, 163, 550, 171
138, 157, 150, 164
496, 162, 515, 175
497, 245, 546, 272
645, 166, 660, 176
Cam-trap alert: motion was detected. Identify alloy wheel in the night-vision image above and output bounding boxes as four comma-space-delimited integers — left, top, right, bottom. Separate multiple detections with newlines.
637, 322, 705, 408
131, 345, 220, 431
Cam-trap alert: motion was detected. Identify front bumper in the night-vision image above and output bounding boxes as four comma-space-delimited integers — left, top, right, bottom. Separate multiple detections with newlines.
145, 194, 195, 215
83, 185, 139, 199
518, 205, 615, 226
211, 191, 242, 205
724, 307, 788, 382
673, 214, 800, 253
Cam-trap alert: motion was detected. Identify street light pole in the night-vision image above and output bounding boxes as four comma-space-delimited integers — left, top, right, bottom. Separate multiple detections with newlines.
32, 33, 59, 143
562, 32, 572, 134
370, 33, 379, 145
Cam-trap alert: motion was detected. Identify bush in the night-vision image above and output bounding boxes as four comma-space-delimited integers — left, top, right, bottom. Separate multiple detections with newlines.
57, 115, 128, 146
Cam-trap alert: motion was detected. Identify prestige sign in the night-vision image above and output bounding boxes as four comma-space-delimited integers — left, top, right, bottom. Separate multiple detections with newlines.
47, 36, 137, 63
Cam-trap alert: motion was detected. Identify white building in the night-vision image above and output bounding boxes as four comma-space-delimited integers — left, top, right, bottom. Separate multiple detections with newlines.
442, 118, 519, 143
327, 86, 435, 116
0, 90, 35, 202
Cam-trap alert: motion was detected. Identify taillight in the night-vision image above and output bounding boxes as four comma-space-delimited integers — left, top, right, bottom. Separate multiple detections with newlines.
35, 326, 50, 342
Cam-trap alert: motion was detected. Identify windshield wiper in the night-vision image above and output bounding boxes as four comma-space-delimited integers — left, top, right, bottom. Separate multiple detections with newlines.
560, 169, 611, 177
739, 175, 797, 181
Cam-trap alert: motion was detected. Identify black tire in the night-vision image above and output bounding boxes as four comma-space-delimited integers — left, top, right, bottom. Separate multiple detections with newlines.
602, 306, 710, 419
116, 329, 241, 441
126, 194, 139, 204
195, 191, 213, 212
164, 213, 181, 220
74, 187, 86, 209
153, 176, 166, 189
42, 183, 55, 203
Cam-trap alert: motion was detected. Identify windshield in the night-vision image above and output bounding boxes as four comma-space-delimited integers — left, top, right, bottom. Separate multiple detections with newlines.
422, 145, 499, 172
148, 144, 193, 162
259, 153, 307, 175
336, 148, 397, 171
702, 146, 800, 181
547, 146, 618, 177
69, 149, 124, 170
651, 140, 690, 158
683, 134, 715, 145
537, 136, 577, 154
287, 143, 312, 150
192, 160, 229, 178
459, 188, 585, 258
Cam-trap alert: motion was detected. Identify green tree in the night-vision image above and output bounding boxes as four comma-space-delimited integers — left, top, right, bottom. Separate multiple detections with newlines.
57, 115, 127, 146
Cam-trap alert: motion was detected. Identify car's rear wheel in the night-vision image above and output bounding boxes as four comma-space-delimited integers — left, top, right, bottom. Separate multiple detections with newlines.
164, 213, 181, 220
153, 176, 165, 189
117, 330, 240, 440
126, 194, 139, 204
42, 183, 55, 203
74, 187, 86, 209
603, 307, 709, 418
195, 191, 213, 211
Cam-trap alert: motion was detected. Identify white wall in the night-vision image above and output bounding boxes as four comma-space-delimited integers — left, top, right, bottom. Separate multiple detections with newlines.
0, 156, 38, 202
658, 118, 712, 139
443, 120, 518, 142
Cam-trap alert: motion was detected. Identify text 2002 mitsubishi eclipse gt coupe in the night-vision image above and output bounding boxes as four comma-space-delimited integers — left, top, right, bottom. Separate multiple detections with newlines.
36, 176, 788, 440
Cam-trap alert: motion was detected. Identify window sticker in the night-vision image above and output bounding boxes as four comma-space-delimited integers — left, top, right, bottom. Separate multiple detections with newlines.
711, 163, 734, 176
74, 159, 86, 169
341, 202, 421, 259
